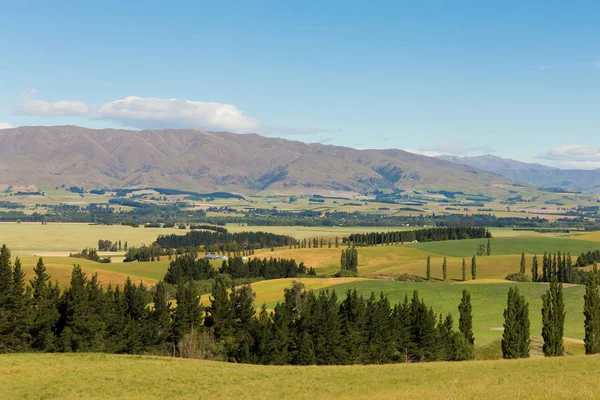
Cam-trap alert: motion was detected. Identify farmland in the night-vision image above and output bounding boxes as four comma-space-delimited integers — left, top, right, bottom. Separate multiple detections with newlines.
2, 353, 600, 399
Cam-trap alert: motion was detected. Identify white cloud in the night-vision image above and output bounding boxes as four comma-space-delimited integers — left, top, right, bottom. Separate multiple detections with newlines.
418, 142, 495, 155
14, 90, 325, 135
0, 122, 13, 130
536, 145, 600, 169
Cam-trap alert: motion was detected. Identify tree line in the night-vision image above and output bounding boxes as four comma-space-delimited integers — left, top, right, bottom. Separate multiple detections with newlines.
340, 247, 358, 274
0, 244, 474, 364
164, 255, 316, 284
156, 230, 295, 250
346, 227, 491, 247
501, 263, 600, 359
517, 252, 592, 284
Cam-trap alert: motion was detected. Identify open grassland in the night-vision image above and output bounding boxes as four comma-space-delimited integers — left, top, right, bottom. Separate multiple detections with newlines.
199, 277, 367, 306
2, 353, 600, 399
411, 237, 600, 258
257, 246, 528, 279
0, 222, 181, 255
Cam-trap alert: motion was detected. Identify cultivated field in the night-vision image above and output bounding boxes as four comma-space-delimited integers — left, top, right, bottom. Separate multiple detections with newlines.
1, 353, 600, 399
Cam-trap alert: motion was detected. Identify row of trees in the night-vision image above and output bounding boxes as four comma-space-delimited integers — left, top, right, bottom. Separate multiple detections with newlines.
294, 237, 340, 249
576, 250, 600, 268
0, 244, 474, 364
164, 255, 316, 284
346, 227, 490, 246
97, 239, 127, 252
340, 247, 358, 273
527, 252, 579, 284
501, 263, 600, 359
156, 230, 295, 250
425, 256, 477, 281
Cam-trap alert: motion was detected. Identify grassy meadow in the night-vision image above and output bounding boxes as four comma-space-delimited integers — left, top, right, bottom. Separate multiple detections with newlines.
2, 353, 600, 399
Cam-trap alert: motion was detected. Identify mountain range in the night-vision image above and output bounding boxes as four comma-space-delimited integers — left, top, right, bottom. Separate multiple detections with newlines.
0, 126, 522, 196
438, 155, 600, 193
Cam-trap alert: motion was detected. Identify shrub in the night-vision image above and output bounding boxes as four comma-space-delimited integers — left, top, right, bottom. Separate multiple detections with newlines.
505, 273, 530, 282
396, 273, 423, 282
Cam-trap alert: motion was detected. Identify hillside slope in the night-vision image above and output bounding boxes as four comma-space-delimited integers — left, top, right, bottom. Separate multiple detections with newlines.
0, 126, 521, 196
439, 154, 600, 193
2, 353, 600, 399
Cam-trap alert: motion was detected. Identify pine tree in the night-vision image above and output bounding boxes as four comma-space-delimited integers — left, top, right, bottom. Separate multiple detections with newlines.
442, 257, 448, 281
29, 257, 59, 352
296, 330, 316, 365
7, 258, 31, 350
426, 256, 431, 280
584, 263, 600, 354
501, 287, 530, 359
152, 281, 172, 349
541, 279, 565, 357
531, 255, 539, 283
0, 245, 13, 352
520, 252, 526, 275
458, 290, 474, 345
486, 239, 491, 256
462, 259, 467, 282
471, 256, 477, 280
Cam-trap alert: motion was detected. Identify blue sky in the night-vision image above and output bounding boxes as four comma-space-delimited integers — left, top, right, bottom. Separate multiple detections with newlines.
1, 1, 599, 168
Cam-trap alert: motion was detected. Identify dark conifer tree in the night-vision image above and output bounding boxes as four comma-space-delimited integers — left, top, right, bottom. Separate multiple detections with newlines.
151, 281, 171, 350
462, 259, 467, 282
486, 239, 491, 256
520, 252, 526, 275
541, 279, 565, 357
471, 256, 477, 280
29, 257, 59, 352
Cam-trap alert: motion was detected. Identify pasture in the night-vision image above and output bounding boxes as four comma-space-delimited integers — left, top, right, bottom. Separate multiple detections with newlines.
2, 353, 600, 399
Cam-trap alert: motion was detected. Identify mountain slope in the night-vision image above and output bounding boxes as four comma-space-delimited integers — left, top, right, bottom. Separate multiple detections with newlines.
438, 155, 600, 193
0, 126, 521, 196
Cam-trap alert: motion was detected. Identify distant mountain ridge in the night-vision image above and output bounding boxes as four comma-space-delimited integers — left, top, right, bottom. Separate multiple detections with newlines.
438, 154, 600, 193
0, 126, 523, 196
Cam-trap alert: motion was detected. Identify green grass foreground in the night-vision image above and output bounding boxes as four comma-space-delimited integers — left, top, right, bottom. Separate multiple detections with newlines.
2, 353, 600, 399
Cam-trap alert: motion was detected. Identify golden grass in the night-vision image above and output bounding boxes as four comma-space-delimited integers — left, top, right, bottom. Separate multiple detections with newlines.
2, 353, 600, 399
255, 246, 523, 280
200, 277, 367, 306
0, 222, 180, 255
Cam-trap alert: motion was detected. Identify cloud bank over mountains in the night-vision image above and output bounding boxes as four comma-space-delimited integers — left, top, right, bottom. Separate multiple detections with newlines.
14, 90, 321, 135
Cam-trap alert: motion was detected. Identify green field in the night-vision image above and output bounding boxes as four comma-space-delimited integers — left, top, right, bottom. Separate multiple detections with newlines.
2, 353, 600, 399
412, 237, 600, 258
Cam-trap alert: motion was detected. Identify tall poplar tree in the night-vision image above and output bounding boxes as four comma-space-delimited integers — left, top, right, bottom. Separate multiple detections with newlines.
531, 255, 539, 283
458, 290, 474, 345
486, 239, 491, 256
471, 256, 477, 280
501, 287, 530, 359
520, 252, 526, 275
584, 263, 600, 354
462, 259, 467, 282
541, 279, 565, 357
426, 256, 431, 280
442, 257, 448, 281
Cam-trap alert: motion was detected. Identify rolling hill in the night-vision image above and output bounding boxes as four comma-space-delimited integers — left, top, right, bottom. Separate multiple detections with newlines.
0, 126, 523, 196
439, 154, 600, 193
